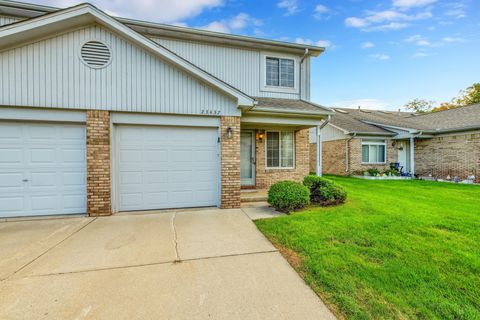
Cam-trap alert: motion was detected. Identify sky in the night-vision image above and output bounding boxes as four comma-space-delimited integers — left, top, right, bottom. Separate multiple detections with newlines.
27, 0, 480, 110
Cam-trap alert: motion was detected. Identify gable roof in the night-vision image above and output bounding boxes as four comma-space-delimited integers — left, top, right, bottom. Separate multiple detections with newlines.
0, 0, 324, 56
329, 104, 480, 136
0, 2, 255, 107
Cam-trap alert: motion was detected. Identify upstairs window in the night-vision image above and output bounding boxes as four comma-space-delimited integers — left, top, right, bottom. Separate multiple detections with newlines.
266, 57, 294, 88
266, 131, 295, 168
362, 140, 386, 164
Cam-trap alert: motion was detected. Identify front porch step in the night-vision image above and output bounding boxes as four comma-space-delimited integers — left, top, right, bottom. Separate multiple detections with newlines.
240, 189, 268, 203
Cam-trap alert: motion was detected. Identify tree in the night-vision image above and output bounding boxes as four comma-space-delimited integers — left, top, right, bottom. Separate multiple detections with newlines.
404, 98, 435, 113
455, 83, 480, 106
431, 102, 458, 112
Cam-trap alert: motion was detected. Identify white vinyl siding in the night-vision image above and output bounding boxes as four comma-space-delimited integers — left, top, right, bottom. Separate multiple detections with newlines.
150, 37, 302, 99
362, 140, 386, 164
0, 15, 22, 27
266, 131, 295, 168
0, 25, 238, 116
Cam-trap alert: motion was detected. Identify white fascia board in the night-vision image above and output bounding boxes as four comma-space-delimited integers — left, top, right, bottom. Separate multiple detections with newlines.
0, 4, 254, 107
241, 113, 323, 126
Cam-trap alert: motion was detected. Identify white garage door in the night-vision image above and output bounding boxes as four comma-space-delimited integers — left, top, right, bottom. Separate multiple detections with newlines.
117, 125, 219, 211
0, 122, 86, 218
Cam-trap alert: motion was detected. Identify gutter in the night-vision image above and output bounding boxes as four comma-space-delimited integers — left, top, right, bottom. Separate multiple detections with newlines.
345, 133, 357, 173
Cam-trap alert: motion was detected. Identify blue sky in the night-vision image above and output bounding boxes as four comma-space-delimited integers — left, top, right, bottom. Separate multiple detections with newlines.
29, 0, 480, 110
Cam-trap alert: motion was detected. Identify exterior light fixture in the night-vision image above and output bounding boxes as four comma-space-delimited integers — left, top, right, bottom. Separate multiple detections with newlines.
226, 127, 233, 139
256, 131, 264, 142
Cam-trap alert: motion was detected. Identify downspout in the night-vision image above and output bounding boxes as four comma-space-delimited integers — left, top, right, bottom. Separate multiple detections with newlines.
299, 48, 309, 100
345, 133, 357, 174
316, 115, 331, 176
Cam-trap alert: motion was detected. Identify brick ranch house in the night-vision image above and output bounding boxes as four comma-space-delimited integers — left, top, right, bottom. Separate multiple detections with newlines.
310, 104, 480, 182
0, 1, 334, 218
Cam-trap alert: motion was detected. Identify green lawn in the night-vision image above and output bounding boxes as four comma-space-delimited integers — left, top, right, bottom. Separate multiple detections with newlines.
255, 176, 480, 320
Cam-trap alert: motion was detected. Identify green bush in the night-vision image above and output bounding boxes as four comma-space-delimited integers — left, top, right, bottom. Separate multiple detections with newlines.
303, 175, 347, 206
366, 168, 381, 176
268, 181, 310, 213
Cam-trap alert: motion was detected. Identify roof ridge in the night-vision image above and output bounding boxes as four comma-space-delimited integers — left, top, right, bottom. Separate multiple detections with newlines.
413, 103, 480, 117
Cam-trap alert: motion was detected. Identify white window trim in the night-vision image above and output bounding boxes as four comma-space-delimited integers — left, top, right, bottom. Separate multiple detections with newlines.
265, 130, 296, 169
361, 139, 387, 164
260, 52, 300, 94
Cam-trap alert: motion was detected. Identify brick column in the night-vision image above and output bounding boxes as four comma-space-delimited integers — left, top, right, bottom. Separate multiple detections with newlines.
86, 110, 112, 216
220, 116, 241, 208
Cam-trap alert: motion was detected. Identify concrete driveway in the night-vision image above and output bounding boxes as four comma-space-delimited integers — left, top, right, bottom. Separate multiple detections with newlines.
0, 208, 335, 320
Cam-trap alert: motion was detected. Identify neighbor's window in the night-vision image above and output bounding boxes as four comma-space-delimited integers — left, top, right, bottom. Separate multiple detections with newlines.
266, 57, 294, 88
266, 131, 294, 168
362, 140, 386, 163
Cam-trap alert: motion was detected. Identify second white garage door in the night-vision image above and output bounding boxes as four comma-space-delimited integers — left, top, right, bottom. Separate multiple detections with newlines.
116, 125, 219, 211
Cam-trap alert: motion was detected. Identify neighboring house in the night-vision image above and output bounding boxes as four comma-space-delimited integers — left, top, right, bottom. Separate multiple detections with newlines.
310, 105, 480, 182
0, 1, 333, 218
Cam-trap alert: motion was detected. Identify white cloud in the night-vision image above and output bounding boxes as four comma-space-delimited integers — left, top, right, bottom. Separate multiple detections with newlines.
345, 9, 431, 31
393, 0, 437, 9
442, 37, 466, 43
345, 17, 369, 28
361, 42, 375, 49
413, 50, 429, 58
198, 13, 262, 34
295, 38, 333, 48
366, 22, 410, 31
444, 3, 467, 18
34, 0, 225, 23
278, 0, 299, 15
331, 99, 390, 110
316, 4, 329, 13
405, 34, 431, 46
370, 53, 391, 60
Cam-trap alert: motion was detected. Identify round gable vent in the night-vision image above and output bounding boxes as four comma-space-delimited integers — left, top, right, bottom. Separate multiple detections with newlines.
80, 41, 111, 68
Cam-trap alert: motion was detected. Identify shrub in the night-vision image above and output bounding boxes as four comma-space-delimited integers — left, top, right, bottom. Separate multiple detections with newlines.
366, 168, 380, 176
268, 181, 310, 213
303, 175, 347, 206
383, 168, 399, 176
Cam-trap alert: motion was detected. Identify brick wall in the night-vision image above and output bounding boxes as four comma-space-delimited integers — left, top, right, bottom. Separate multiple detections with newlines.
348, 138, 397, 175
414, 132, 480, 182
220, 116, 241, 208
255, 129, 310, 189
310, 137, 397, 176
86, 110, 112, 216
310, 140, 347, 175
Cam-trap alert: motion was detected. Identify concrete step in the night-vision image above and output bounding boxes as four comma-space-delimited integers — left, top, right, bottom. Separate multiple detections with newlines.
240, 190, 268, 203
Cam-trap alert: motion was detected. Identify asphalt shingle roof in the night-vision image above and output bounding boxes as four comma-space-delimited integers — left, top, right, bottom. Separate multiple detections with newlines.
253, 97, 333, 115
331, 104, 480, 134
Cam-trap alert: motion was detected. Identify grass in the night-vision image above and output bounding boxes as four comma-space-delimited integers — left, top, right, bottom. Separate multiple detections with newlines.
255, 176, 480, 320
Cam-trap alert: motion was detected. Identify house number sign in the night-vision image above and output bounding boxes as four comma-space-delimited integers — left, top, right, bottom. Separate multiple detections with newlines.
201, 109, 221, 115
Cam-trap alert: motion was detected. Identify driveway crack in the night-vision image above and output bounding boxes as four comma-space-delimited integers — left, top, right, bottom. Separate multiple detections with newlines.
171, 212, 181, 262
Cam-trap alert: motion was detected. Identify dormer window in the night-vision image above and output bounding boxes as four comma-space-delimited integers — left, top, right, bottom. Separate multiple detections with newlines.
266, 57, 294, 88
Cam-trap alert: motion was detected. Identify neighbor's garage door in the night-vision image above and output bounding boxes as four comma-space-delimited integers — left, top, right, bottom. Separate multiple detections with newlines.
0, 122, 86, 218
116, 125, 219, 211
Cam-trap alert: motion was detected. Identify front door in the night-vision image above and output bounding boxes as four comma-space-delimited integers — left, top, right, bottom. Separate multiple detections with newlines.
397, 140, 410, 173
240, 131, 255, 186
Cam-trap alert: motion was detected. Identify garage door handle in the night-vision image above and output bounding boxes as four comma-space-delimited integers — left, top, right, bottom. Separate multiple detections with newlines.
22, 179, 29, 182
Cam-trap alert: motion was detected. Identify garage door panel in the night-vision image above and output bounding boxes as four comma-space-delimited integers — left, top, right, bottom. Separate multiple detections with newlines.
0, 122, 86, 218
0, 197, 24, 212
0, 148, 23, 163
117, 125, 219, 211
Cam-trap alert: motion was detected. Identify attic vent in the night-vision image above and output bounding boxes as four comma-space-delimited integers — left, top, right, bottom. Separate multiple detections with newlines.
80, 41, 111, 68
334, 109, 349, 114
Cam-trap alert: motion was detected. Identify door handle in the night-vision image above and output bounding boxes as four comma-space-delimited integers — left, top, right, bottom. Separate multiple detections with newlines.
22, 179, 29, 182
